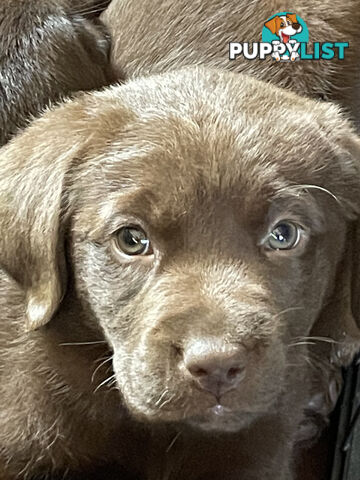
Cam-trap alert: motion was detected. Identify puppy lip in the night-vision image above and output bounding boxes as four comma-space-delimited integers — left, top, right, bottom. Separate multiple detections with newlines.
186, 407, 257, 432
209, 404, 233, 417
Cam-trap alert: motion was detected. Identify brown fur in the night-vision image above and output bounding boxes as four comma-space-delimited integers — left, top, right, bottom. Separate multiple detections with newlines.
101, 0, 360, 436
0, 67, 360, 479
0, 0, 112, 146
101, 0, 360, 125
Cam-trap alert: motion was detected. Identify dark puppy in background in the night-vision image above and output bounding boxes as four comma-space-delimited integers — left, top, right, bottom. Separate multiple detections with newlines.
0, 67, 359, 480
0, 0, 111, 146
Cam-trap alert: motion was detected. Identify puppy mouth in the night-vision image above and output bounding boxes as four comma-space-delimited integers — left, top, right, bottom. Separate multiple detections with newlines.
186, 404, 261, 432
124, 385, 279, 431
209, 404, 232, 416
281, 27, 299, 41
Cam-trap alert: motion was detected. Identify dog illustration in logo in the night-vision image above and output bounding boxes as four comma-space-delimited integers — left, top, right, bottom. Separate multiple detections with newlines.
264, 13, 302, 62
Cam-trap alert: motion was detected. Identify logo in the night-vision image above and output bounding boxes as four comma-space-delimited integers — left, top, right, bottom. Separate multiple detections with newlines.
229, 12, 348, 62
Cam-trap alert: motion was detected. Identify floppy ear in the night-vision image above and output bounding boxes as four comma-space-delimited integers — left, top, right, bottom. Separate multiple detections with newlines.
0, 101, 90, 331
264, 17, 280, 35
286, 13, 298, 24
310, 133, 360, 366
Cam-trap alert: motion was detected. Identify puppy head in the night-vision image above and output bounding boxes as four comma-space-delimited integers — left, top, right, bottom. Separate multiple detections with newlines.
1, 67, 359, 432
265, 13, 302, 38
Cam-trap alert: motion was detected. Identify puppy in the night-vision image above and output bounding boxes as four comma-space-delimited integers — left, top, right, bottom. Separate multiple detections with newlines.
0, 0, 111, 146
0, 66, 359, 479
101, 0, 360, 124
264, 13, 303, 43
264, 13, 302, 62
101, 0, 360, 436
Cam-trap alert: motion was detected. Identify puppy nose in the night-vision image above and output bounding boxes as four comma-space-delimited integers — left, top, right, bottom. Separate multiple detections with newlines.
292, 23, 301, 30
184, 342, 246, 397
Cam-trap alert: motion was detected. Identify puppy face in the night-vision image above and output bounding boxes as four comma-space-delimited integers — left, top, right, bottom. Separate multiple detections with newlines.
265, 14, 302, 40
1, 68, 359, 433
69, 70, 359, 431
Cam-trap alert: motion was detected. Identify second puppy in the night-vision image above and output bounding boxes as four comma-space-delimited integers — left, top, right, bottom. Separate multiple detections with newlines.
0, 0, 111, 146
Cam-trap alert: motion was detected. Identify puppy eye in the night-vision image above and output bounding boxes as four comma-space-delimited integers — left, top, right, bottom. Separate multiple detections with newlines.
266, 221, 301, 250
114, 226, 153, 256
280, 22, 285, 27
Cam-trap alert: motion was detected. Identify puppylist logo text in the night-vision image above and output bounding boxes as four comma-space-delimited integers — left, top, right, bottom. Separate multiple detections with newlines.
229, 12, 349, 62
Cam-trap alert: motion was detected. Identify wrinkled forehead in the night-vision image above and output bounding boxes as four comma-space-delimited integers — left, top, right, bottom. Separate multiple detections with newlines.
75, 107, 335, 232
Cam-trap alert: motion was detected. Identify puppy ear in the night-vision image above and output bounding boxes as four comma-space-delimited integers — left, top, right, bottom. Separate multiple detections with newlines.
311, 133, 360, 366
264, 17, 278, 35
286, 13, 297, 24
0, 102, 88, 331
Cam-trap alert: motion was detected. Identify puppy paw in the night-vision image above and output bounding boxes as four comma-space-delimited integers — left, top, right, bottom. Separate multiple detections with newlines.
271, 40, 282, 61
331, 339, 360, 367
272, 52, 281, 62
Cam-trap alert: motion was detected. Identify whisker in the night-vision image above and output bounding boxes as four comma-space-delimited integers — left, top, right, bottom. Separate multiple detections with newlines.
91, 355, 113, 384
59, 341, 107, 346
94, 374, 116, 393
94, 354, 113, 364
303, 354, 319, 370
159, 394, 177, 410
166, 431, 182, 453
71, 1, 110, 16
274, 306, 304, 320
288, 341, 316, 348
286, 363, 304, 368
294, 335, 339, 344
155, 389, 169, 407
278, 184, 340, 203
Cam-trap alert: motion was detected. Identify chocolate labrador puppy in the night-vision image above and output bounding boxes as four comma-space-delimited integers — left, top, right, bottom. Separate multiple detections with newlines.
101, 0, 360, 124
101, 0, 360, 435
0, 67, 359, 479
0, 0, 111, 146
